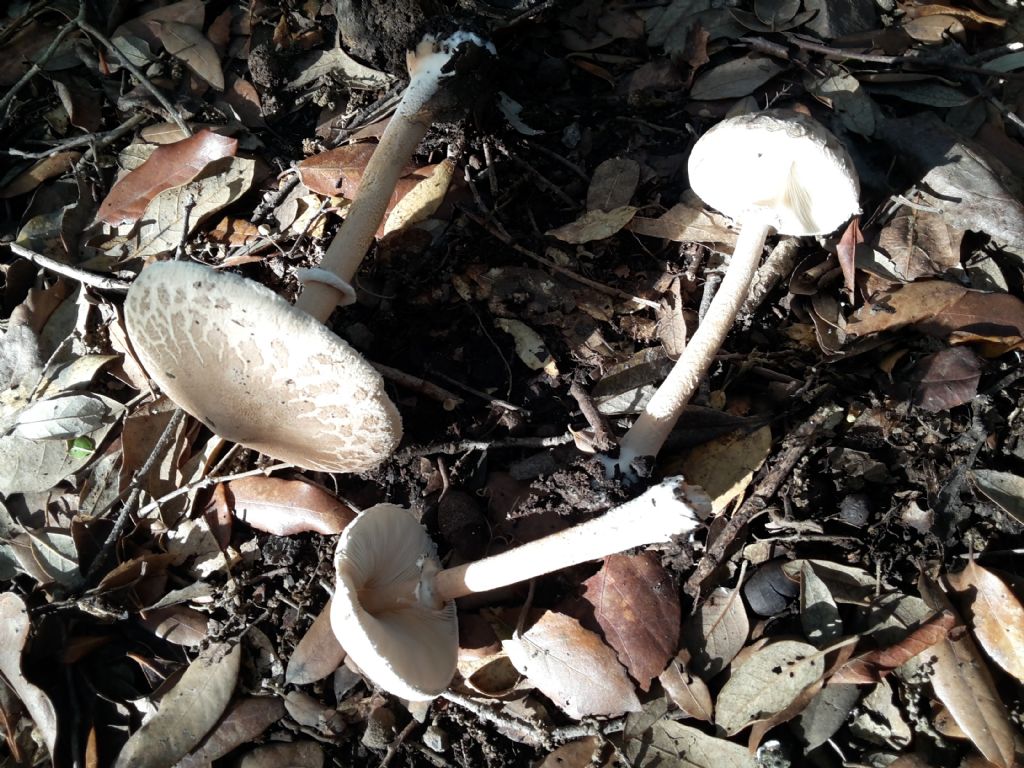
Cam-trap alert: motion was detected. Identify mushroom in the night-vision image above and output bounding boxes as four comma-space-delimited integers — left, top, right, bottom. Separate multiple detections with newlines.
125, 261, 401, 472
124, 30, 494, 472
296, 29, 495, 322
603, 109, 860, 477
330, 477, 709, 701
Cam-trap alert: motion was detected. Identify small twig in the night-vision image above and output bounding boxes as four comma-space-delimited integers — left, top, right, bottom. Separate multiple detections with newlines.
4, 112, 148, 160
76, 18, 192, 136
441, 690, 553, 750
569, 378, 616, 452
371, 362, 464, 409
684, 402, 842, 599
428, 369, 528, 413
378, 718, 419, 768
462, 208, 659, 309
7, 242, 131, 292
85, 408, 187, 585
395, 433, 573, 460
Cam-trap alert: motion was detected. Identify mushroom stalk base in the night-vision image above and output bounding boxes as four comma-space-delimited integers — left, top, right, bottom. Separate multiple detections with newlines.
358, 478, 704, 613
605, 221, 772, 477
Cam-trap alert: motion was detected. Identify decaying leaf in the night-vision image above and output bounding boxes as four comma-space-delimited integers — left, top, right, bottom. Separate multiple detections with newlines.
917, 577, 1016, 768
690, 54, 786, 100
628, 202, 737, 245
799, 561, 842, 647
286, 599, 346, 686
503, 611, 641, 719
947, 561, 1024, 684
114, 642, 242, 768
671, 425, 772, 514
225, 476, 356, 535
622, 707, 756, 767
0, 152, 80, 198
683, 586, 750, 678
174, 696, 285, 768
98, 130, 238, 225
494, 318, 560, 376
158, 21, 224, 89
0, 594, 58, 760
659, 653, 713, 721
545, 206, 638, 244
382, 156, 457, 235
586, 158, 640, 212
970, 469, 1024, 524
911, 346, 981, 412
11, 393, 114, 441
876, 205, 964, 282
832, 610, 956, 684
715, 639, 826, 735
296, 144, 376, 198
536, 736, 604, 768
792, 682, 861, 751
237, 740, 324, 768
581, 553, 680, 691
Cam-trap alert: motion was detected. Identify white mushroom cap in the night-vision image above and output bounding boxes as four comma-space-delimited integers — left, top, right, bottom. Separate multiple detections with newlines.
687, 109, 860, 236
125, 261, 402, 473
330, 504, 457, 701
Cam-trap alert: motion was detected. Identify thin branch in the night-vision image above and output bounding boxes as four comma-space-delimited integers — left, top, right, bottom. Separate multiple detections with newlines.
395, 433, 573, 460
8, 243, 131, 293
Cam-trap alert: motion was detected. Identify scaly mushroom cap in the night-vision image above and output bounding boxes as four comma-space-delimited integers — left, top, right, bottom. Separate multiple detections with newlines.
125, 261, 402, 473
331, 504, 458, 701
687, 109, 860, 236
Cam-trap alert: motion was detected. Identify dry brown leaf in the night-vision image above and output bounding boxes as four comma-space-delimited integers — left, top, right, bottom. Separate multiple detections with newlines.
947, 562, 1024, 684
581, 552, 680, 691
715, 639, 826, 736
98, 130, 238, 225
114, 642, 241, 768
286, 599, 346, 686
226, 476, 356, 535
0, 152, 80, 199
158, 21, 224, 89
174, 696, 285, 768
536, 736, 604, 768
622, 712, 756, 767
137, 605, 210, 646
546, 206, 638, 244
586, 158, 640, 212
671, 425, 772, 515
971, 469, 1024, 525
0, 594, 58, 761
628, 202, 737, 245
911, 346, 981, 412
918, 291, 1024, 352
296, 144, 377, 198
659, 653, 714, 721
836, 216, 861, 295
917, 576, 1017, 768
904, 3, 1006, 26
877, 206, 963, 281
902, 14, 965, 43
832, 610, 955, 684
846, 280, 967, 338
503, 611, 641, 719
382, 156, 457, 235
683, 585, 750, 678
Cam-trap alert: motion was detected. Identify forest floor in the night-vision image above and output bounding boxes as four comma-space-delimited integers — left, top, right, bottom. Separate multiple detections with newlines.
1, 0, 1024, 767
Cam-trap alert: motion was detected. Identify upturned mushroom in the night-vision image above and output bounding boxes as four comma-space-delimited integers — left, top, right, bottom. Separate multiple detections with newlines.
330, 477, 709, 701
124, 29, 493, 472
603, 109, 860, 477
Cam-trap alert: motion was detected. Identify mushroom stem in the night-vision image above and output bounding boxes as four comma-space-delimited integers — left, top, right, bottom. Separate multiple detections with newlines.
357, 478, 706, 613
603, 221, 771, 477
296, 33, 491, 323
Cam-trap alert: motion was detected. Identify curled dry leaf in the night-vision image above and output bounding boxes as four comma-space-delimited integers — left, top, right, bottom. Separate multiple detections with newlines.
137, 605, 210, 647
503, 611, 641, 719
286, 599, 346, 686
917, 576, 1017, 768
683, 585, 749, 678
97, 130, 238, 225
832, 610, 956, 684
173, 696, 285, 768
114, 642, 242, 768
946, 561, 1024, 684
0, 593, 58, 761
714, 639, 826, 736
581, 552, 680, 691
225, 476, 356, 536
659, 653, 713, 721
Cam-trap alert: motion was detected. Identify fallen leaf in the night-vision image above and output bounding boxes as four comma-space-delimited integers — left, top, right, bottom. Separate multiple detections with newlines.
536, 736, 603, 768
11, 394, 114, 440
132, 156, 255, 260
296, 144, 377, 197
782, 559, 880, 605
832, 610, 956, 684
971, 469, 1024, 524
622, 713, 756, 767
0, 152, 80, 198
800, 561, 842, 647
835, 216, 861, 295
0, 594, 58, 761
947, 562, 1024, 684
137, 605, 210, 646
226, 477, 356, 535
690, 54, 786, 100
846, 280, 967, 338
849, 678, 912, 748
877, 206, 964, 282
659, 653, 714, 721
503, 611, 641, 719
237, 741, 324, 768
792, 682, 861, 751
494, 318, 560, 376
917, 576, 1016, 768
382, 156, 457, 235
918, 291, 1024, 352
656, 277, 687, 359
911, 346, 981, 412
286, 599, 346, 685
158, 21, 224, 89
628, 202, 737, 245
672, 425, 772, 514
715, 640, 826, 736
98, 130, 238, 225
586, 158, 640, 212
581, 553, 680, 691
546, 206, 638, 244
114, 642, 242, 768
174, 696, 285, 768
683, 586, 750, 678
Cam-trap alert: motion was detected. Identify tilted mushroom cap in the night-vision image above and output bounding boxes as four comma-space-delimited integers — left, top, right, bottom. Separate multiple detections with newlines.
331, 504, 457, 701
125, 261, 401, 472
687, 109, 860, 236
